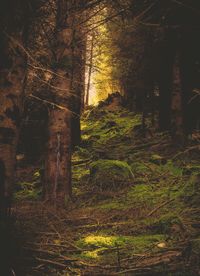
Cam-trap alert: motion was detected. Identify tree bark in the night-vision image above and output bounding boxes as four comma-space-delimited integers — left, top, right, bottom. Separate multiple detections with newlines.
171, 53, 184, 143
85, 33, 94, 106
45, 0, 83, 202
0, 31, 26, 217
157, 29, 176, 131
71, 12, 86, 147
45, 108, 72, 201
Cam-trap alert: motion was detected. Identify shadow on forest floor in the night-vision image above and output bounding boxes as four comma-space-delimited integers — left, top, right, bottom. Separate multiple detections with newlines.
13, 104, 200, 275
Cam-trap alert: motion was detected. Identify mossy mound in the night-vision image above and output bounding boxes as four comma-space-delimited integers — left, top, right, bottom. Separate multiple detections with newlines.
89, 159, 134, 191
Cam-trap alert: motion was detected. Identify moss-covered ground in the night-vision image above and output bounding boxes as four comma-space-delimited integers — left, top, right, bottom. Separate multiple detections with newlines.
14, 105, 200, 275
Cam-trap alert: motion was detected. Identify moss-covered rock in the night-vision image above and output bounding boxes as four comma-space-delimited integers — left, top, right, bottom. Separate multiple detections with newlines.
89, 159, 134, 191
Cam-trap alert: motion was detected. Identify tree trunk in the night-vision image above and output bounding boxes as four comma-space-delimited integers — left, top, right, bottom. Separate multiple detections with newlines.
45, 108, 72, 201
44, 0, 76, 202
171, 53, 184, 143
71, 14, 86, 147
0, 32, 26, 217
157, 29, 176, 131
81, 39, 87, 112
85, 33, 94, 106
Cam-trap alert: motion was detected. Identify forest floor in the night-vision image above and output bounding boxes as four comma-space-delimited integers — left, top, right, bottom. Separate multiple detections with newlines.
12, 99, 200, 275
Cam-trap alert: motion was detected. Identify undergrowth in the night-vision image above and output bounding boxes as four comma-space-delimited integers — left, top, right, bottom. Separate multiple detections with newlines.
15, 104, 200, 274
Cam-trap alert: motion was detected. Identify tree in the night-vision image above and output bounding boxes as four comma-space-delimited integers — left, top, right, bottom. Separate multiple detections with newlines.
0, 0, 30, 217
44, 0, 87, 202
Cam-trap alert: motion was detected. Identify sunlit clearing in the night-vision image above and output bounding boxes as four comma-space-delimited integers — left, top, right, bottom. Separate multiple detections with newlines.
85, 10, 120, 106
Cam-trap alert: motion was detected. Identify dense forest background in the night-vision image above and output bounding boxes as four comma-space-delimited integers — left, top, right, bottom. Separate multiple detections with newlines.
0, 0, 200, 275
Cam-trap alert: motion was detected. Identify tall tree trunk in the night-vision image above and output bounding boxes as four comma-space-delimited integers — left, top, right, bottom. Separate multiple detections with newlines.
44, 0, 74, 202
171, 53, 184, 142
0, 31, 26, 217
45, 108, 72, 201
179, 28, 198, 135
81, 39, 87, 112
158, 29, 176, 131
85, 33, 94, 106
71, 13, 86, 147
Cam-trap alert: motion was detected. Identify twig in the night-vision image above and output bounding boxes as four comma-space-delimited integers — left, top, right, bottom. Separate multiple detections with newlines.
147, 198, 175, 217
25, 247, 78, 262
172, 145, 200, 160
35, 257, 66, 268
114, 267, 152, 275
29, 242, 84, 251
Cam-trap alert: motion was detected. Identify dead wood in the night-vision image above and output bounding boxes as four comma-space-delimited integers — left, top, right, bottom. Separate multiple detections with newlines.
147, 198, 175, 217
35, 257, 66, 268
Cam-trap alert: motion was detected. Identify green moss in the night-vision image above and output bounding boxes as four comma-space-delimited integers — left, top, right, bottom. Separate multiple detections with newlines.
158, 161, 183, 177
151, 214, 182, 234
183, 164, 200, 176
72, 147, 90, 161
191, 238, 200, 254
150, 154, 167, 165
180, 174, 200, 206
76, 234, 166, 260
97, 200, 123, 210
89, 159, 134, 190
15, 182, 41, 200
15, 170, 42, 200
131, 162, 152, 175
81, 109, 141, 152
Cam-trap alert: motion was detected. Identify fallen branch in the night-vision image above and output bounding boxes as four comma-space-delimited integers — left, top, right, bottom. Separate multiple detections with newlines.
24, 247, 78, 262
147, 198, 175, 217
114, 267, 152, 275
35, 257, 66, 268
30, 242, 85, 252
172, 145, 200, 160
115, 250, 182, 275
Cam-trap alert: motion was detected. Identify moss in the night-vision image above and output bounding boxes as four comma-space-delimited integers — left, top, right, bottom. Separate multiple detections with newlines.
76, 234, 166, 260
158, 160, 183, 177
191, 238, 200, 254
180, 174, 200, 206
72, 146, 90, 161
81, 109, 141, 153
15, 181, 41, 200
150, 154, 167, 165
183, 164, 200, 176
89, 159, 134, 190
97, 200, 124, 210
151, 214, 182, 234
131, 162, 153, 175
15, 170, 42, 200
